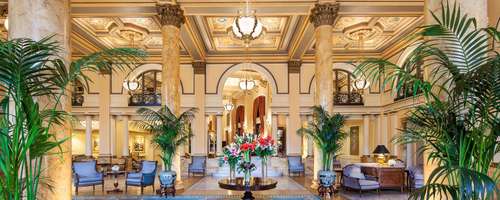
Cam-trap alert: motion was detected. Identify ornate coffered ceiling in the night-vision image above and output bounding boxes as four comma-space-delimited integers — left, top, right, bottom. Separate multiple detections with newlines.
328, 16, 423, 51
0, 0, 426, 62
202, 16, 291, 52
72, 17, 187, 55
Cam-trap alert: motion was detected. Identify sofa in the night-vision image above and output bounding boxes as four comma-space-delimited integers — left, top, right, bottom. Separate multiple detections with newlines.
342, 164, 380, 195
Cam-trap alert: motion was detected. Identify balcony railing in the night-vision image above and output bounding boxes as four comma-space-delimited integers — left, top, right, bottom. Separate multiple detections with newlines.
334, 92, 363, 105
394, 85, 422, 101
72, 94, 84, 106
129, 94, 161, 106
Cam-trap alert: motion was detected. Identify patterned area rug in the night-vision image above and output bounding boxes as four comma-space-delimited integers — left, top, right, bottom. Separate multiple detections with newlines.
73, 195, 320, 200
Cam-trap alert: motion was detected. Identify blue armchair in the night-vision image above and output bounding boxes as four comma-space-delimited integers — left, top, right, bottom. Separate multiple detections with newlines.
342, 164, 380, 195
287, 156, 305, 176
188, 156, 206, 176
125, 160, 157, 194
408, 166, 424, 190
72, 160, 104, 195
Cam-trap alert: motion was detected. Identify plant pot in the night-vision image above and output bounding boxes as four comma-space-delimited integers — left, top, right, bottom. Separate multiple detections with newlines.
159, 170, 177, 187
318, 170, 335, 187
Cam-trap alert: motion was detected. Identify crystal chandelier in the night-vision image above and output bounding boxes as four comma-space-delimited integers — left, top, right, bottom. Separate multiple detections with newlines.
123, 79, 139, 91
224, 102, 234, 111
239, 79, 255, 90
231, 0, 264, 44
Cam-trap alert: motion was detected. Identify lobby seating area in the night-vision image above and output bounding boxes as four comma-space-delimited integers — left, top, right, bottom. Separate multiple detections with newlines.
2, 0, 497, 199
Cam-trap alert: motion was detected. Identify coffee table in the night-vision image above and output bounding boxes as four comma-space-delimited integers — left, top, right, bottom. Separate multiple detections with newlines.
218, 177, 277, 200
106, 171, 125, 194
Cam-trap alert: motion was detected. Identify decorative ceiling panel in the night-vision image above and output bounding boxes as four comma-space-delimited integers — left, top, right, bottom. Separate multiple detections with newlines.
329, 16, 421, 51
72, 17, 186, 53
204, 16, 289, 52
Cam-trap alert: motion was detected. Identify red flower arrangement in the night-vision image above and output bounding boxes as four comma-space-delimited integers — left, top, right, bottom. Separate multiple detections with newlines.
240, 142, 256, 152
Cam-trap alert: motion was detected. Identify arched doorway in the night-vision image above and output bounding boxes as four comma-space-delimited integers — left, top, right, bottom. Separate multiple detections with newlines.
221, 65, 273, 144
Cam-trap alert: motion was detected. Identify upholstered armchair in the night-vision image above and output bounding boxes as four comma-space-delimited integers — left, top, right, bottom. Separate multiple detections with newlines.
72, 160, 104, 195
188, 156, 207, 176
342, 164, 380, 195
408, 166, 424, 190
287, 156, 305, 176
125, 160, 157, 194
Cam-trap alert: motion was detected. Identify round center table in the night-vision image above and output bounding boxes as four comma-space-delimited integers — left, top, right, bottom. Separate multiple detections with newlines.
218, 177, 277, 200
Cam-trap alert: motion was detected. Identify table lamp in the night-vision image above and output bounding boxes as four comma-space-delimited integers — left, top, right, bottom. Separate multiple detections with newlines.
373, 145, 390, 164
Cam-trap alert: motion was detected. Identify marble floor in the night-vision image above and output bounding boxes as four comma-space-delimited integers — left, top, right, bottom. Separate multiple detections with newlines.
72, 175, 409, 200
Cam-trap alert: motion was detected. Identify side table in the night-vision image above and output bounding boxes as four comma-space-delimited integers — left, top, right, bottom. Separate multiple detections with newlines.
106, 171, 125, 194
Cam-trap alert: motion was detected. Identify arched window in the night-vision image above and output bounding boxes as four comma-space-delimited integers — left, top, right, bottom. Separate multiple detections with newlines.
333, 69, 363, 105
129, 70, 162, 106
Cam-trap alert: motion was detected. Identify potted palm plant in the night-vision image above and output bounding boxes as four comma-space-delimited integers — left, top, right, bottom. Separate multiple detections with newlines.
355, 2, 500, 199
297, 106, 347, 187
0, 36, 145, 200
136, 106, 197, 187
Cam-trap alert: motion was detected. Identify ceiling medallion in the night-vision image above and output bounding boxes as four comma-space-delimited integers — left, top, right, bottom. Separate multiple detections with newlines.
230, 0, 265, 44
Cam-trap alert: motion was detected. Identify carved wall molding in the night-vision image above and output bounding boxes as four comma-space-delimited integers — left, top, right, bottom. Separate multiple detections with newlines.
157, 3, 185, 28
288, 60, 302, 74
193, 61, 206, 75
309, 3, 340, 28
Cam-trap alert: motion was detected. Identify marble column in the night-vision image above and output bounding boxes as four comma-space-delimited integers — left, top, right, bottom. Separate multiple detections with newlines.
309, 2, 339, 188
272, 114, 278, 141
9, 0, 72, 199
390, 113, 399, 157
375, 114, 382, 145
307, 115, 314, 156
381, 113, 388, 148
216, 114, 223, 156
98, 73, 111, 156
158, 2, 185, 186
122, 115, 130, 157
288, 60, 302, 156
192, 61, 207, 156
110, 115, 116, 156
300, 115, 308, 158
362, 114, 370, 155
272, 114, 278, 156
85, 115, 93, 157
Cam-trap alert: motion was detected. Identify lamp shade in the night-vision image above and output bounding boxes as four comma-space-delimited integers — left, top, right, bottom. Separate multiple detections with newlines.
373, 145, 390, 154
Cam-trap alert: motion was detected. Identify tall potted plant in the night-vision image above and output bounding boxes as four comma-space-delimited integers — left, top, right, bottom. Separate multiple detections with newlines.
355, 2, 500, 199
0, 36, 145, 200
297, 106, 347, 187
136, 106, 197, 187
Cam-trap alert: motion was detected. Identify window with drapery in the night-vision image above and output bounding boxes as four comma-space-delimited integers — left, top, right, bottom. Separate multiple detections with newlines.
333, 69, 363, 105
129, 70, 162, 106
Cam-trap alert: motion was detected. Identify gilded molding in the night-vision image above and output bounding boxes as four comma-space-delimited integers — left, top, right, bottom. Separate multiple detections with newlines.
157, 3, 185, 28
309, 3, 339, 28
192, 61, 206, 75
288, 60, 302, 73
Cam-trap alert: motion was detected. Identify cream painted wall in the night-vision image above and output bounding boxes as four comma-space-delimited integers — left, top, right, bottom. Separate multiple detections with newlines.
72, 46, 422, 165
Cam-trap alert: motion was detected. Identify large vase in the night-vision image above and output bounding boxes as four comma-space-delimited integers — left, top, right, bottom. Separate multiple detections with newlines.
261, 157, 268, 179
159, 170, 177, 187
229, 164, 236, 181
318, 170, 335, 187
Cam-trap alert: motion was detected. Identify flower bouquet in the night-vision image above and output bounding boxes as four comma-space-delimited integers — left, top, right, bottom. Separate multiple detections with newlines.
236, 134, 257, 184
254, 135, 275, 179
223, 143, 241, 180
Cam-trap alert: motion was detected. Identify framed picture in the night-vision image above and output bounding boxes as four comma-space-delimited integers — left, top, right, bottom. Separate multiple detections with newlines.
92, 135, 99, 153
350, 126, 360, 155
133, 135, 145, 152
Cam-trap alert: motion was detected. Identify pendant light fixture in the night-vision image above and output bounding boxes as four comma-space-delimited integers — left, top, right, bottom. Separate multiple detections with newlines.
231, 0, 264, 44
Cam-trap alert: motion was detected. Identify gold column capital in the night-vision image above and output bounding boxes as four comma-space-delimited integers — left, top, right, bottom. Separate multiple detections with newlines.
288, 60, 302, 73
192, 61, 206, 75
309, 3, 339, 28
157, 3, 185, 28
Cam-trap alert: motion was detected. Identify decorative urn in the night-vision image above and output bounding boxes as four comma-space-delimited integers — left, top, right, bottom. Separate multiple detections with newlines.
318, 170, 335, 187
159, 170, 177, 187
